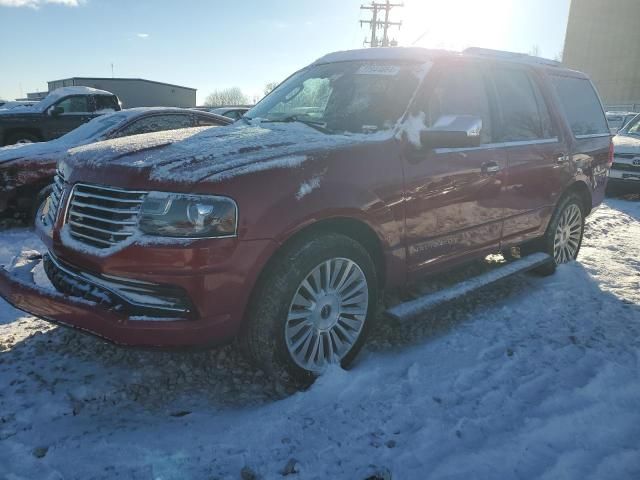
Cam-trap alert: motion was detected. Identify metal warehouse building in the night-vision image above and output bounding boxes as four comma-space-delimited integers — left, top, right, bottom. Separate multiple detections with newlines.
47, 77, 197, 108
563, 0, 640, 110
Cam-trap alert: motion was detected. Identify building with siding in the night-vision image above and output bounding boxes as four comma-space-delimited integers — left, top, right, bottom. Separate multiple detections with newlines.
47, 77, 197, 108
563, 0, 640, 110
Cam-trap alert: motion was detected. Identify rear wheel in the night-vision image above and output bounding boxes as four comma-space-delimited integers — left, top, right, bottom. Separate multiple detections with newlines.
527, 193, 585, 276
242, 233, 378, 387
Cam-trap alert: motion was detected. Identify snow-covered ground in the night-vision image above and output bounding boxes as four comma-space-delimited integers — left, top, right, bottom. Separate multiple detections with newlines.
1, 198, 639, 480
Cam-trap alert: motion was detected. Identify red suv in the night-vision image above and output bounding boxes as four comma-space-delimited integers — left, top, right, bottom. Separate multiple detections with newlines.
0, 47, 611, 384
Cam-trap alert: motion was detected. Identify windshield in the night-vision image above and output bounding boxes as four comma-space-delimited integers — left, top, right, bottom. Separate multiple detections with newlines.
620, 114, 640, 136
56, 111, 129, 144
247, 61, 424, 134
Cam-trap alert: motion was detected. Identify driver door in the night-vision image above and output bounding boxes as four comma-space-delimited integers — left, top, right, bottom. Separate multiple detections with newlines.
402, 59, 508, 279
44, 95, 94, 140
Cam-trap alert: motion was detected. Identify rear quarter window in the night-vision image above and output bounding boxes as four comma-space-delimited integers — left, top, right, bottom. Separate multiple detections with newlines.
550, 75, 608, 137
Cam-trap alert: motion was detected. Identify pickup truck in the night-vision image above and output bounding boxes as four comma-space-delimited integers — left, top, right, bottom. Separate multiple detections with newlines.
0, 86, 121, 146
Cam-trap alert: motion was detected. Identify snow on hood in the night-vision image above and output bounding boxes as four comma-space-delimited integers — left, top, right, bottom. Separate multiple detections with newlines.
0, 86, 115, 115
613, 134, 640, 154
62, 122, 393, 184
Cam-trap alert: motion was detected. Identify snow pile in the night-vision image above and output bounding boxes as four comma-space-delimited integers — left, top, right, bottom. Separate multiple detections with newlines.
0, 199, 639, 478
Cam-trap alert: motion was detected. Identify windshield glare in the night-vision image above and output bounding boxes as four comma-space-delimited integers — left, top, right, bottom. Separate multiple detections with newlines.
247, 61, 424, 134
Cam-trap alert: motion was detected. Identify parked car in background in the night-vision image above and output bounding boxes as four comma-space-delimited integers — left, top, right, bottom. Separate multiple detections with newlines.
0, 47, 611, 386
0, 107, 232, 219
606, 111, 638, 134
609, 113, 640, 194
0, 100, 39, 110
0, 86, 121, 146
210, 106, 250, 120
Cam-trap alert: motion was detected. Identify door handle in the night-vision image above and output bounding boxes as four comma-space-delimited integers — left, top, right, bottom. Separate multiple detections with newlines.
481, 161, 501, 175
556, 154, 570, 164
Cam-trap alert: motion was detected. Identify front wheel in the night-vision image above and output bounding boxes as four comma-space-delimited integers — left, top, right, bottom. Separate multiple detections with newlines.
528, 193, 585, 276
242, 233, 378, 387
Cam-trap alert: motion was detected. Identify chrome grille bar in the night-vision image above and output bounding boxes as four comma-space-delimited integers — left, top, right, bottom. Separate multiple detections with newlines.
66, 183, 147, 249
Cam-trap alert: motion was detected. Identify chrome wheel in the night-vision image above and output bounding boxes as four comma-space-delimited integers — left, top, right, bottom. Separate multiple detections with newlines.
553, 203, 582, 264
285, 257, 369, 372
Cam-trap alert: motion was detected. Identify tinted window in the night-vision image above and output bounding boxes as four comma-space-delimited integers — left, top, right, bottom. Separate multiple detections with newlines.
95, 95, 119, 112
55, 96, 90, 113
421, 62, 493, 144
550, 75, 608, 136
115, 114, 193, 137
493, 68, 554, 141
196, 114, 226, 126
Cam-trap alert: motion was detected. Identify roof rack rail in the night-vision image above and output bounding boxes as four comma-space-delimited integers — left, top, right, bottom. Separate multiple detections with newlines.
463, 47, 562, 68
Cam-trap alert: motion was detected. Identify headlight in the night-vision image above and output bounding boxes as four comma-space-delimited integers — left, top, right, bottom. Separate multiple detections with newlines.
139, 192, 238, 238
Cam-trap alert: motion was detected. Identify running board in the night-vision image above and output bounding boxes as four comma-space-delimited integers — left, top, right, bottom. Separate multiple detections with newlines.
386, 252, 552, 322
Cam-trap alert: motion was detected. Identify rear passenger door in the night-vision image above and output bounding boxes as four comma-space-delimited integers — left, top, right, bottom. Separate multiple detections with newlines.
489, 65, 572, 246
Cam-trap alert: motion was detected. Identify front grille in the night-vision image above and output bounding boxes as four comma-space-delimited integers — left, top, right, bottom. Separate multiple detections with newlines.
43, 253, 193, 319
47, 172, 65, 225
611, 162, 640, 172
66, 183, 147, 249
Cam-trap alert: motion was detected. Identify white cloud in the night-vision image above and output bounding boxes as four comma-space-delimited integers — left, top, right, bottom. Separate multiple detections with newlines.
0, 0, 82, 8
136, 33, 150, 39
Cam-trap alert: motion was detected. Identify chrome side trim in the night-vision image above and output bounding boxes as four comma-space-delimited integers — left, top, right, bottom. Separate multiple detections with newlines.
434, 137, 559, 154
575, 133, 610, 139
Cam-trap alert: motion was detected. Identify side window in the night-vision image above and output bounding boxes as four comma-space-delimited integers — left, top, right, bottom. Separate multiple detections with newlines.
196, 115, 225, 126
492, 68, 554, 142
95, 95, 119, 112
54, 96, 90, 114
115, 114, 194, 137
421, 62, 493, 144
550, 75, 609, 137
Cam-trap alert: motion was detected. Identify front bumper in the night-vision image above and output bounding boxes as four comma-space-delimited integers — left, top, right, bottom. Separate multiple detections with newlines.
0, 237, 279, 347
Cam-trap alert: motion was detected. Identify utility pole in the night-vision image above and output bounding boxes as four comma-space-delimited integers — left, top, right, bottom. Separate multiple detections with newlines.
360, 1, 403, 48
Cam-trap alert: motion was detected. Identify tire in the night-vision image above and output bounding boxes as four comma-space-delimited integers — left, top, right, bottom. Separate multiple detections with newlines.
526, 193, 586, 276
242, 233, 379, 387
5, 131, 40, 146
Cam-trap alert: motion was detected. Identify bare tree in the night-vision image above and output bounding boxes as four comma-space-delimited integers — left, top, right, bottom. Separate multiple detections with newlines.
204, 87, 248, 107
264, 81, 279, 96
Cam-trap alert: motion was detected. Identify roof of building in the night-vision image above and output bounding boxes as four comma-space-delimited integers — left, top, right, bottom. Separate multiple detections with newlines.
48, 77, 197, 92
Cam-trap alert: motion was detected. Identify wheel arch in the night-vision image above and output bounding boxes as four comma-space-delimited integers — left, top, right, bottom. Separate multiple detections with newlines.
563, 180, 593, 216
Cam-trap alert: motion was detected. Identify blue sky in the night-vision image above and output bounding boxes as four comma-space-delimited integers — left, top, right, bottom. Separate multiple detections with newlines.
0, 0, 570, 104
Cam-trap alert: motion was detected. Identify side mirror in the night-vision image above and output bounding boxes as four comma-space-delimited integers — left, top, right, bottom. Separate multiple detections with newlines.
49, 106, 64, 116
419, 115, 483, 149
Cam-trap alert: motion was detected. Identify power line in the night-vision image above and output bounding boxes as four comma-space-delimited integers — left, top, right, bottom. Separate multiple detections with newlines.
360, 1, 403, 48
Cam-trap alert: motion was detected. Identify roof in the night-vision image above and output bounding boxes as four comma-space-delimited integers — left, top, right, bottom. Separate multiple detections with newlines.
49, 77, 197, 92
313, 46, 568, 71
314, 47, 451, 65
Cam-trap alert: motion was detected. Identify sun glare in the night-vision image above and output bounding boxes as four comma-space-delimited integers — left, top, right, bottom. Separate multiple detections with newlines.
399, 0, 514, 52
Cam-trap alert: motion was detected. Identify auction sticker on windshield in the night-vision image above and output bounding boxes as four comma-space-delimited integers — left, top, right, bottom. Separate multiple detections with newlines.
356, 64, 400, 75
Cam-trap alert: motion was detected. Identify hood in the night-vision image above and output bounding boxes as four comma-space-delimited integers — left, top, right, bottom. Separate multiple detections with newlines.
613, 134, 640, 154
0, 109, 42, 118
0, 139, 69, 166
61, 122, 390, 186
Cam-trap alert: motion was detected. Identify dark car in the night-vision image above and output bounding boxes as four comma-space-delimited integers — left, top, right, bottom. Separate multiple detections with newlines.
609, 113, 640, 194
0, 47, 611, 385
0, 107, 232, 218
0, 86, 122, 146
210, 107, 250, 120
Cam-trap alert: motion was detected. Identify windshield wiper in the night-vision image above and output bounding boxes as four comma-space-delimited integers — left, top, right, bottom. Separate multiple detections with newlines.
261, 115, 332, 134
